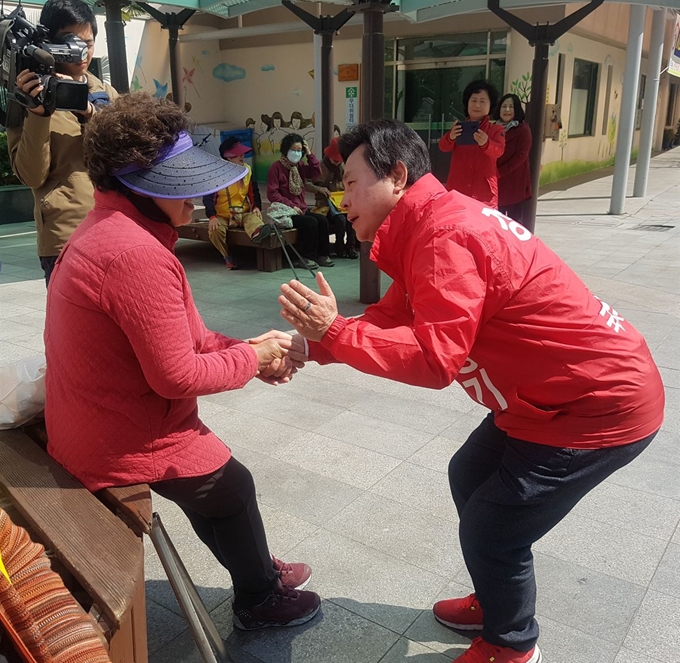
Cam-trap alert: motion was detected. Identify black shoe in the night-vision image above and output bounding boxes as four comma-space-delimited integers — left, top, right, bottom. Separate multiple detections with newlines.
232, 583, 321, 631
292, 258, 318, 270
251, 224, 272, 244
317, 256, 335, 267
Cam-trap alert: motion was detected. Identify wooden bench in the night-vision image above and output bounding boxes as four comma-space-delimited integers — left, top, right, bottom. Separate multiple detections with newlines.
177, 221, 299, 273
0, 426, 149, 663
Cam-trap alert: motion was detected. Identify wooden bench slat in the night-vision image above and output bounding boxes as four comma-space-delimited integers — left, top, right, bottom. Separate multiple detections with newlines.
0, 429, 143, 629
98, 485, 153, 537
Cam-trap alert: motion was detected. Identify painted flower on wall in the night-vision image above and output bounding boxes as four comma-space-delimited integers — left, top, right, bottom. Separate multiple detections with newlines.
130, 75, 143, 92
261, 64, 276, 72
213, 63, 246, 83
153, 79, 168, 98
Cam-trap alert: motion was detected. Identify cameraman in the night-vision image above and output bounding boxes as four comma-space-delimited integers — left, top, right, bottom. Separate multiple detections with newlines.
7, 0, 117, 285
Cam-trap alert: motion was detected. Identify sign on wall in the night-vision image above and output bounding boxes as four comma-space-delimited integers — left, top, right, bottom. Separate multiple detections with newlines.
346, 86, 359, 129
669, 15, 680, 78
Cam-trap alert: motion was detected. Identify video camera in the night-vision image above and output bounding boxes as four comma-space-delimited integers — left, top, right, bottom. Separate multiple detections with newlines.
0, 6, 89, 123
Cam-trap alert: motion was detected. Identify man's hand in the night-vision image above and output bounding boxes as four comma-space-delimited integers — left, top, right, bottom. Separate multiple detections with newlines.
16, 69, 46, 116
319, 187, 332, 197
473, 129, 489, 147
279, 272, 338, 342
208, 216, 219, 232
449, 121, 462, 141
253, 208, 263, 219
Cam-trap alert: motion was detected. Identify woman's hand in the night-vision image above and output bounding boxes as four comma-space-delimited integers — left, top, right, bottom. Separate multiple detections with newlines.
449, 121, 463, 141
248, 331, 307, 385
302, 140, 311, 156
293, 207, 303, 215
319, 187, 332, 197
279, 272, 338, 342
473, 129, 489, 147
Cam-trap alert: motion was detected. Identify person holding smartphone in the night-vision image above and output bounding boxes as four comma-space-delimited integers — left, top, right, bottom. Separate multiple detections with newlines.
439, 80, 505, 208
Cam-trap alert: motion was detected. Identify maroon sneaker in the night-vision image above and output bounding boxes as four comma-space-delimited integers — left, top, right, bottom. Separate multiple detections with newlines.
232, 583, 321, 631
272, 556, 312, 590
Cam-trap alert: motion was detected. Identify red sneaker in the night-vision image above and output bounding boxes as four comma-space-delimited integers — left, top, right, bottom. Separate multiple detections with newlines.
453, 638, 541, 663
272, 555, 312, 590
433, 593, 484, 630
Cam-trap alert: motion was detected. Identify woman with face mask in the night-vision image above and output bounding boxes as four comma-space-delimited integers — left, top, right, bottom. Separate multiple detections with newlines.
267, 133, 334, 269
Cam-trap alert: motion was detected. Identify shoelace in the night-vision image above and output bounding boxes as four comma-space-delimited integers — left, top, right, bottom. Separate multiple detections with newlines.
461, 638, 506, 662
268, 583, 299, 605
460, 594, 482, 612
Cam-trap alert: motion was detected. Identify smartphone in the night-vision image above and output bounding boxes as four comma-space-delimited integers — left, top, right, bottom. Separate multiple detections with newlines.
456, 121, 481, 146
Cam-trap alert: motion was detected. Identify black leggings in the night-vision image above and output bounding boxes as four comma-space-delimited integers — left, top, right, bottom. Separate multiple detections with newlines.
292, 212, 331, 260
150, 457, 279, 608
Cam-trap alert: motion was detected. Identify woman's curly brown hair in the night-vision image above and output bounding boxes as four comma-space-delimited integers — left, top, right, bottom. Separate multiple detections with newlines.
83, 93, 191, 193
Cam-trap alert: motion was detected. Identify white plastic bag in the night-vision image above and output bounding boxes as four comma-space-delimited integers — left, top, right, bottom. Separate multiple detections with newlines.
0, 356, 46, 429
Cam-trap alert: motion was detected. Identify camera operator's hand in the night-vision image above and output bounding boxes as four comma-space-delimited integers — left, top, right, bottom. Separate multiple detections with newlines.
16, 69, 46, 116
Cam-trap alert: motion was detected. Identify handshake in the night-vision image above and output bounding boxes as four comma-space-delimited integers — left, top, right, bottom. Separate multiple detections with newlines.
247, 271, 340, 385
248, 330, 307, 385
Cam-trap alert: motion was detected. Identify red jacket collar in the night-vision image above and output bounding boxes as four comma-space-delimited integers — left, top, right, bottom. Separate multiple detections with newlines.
93, 189, 179, 251
370, 173, 447, 279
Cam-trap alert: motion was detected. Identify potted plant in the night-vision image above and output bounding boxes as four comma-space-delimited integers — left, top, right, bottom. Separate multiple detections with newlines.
0, 131, 34, 225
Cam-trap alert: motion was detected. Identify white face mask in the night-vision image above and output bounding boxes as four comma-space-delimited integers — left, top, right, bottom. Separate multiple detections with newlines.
287, 149, 303, 164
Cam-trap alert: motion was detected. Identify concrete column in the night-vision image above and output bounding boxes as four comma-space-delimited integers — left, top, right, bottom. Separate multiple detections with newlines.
609, 4, 645, 215
633, 8, 666, 197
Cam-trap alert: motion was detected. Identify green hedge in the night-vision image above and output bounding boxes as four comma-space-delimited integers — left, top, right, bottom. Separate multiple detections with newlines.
539, 148, 639, 187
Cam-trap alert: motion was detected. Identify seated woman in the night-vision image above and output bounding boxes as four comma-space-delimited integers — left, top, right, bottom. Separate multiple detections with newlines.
267, 133, 334, 270
438, 79, 505, 209
203, 137, 271, 270
44, 93, 320, 631
306, 137, 358, 259
492, 93, 532, 226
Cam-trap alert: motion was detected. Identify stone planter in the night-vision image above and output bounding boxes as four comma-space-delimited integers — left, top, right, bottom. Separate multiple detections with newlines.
0, 185, 34, 225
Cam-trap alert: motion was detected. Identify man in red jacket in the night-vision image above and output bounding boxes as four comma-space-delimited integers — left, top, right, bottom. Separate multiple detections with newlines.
274, 120, 664, 663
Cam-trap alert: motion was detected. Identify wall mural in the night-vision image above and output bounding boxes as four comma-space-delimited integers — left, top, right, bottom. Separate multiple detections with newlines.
510, 72, 532, 104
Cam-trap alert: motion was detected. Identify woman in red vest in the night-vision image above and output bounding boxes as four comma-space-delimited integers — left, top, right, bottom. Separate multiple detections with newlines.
493, 93, 533, 226
439, 80, 505, 208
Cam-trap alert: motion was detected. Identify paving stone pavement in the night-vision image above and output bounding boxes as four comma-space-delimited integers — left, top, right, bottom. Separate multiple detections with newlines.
1, 149, 679, 663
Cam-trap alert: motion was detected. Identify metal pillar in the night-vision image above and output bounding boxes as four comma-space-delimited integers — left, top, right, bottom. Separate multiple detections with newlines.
355, 0, 394, 304
137, 4, 195, 108
610, 4, 646, 214
488, 0, 604, 233
633, 8, 666, 198
104, 0, 129, 93
282, 1, 353, 151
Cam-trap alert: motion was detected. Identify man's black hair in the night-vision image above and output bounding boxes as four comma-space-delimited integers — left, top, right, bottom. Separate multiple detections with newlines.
338, 119, 430, 186
219, 135, 241, 157
492, 93, 526, 123
40, 0, 98, 39
280, 133, 304, 155
462, 80, 499, 116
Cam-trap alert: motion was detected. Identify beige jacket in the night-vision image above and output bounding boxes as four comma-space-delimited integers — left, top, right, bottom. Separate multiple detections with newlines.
7, 72, 117, 257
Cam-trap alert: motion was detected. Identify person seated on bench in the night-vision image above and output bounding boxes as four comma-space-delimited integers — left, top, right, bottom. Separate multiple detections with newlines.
43, 93, 321, 632
203, 137, 271, 271
267, 133, 334, 270
306, 137, 358, 259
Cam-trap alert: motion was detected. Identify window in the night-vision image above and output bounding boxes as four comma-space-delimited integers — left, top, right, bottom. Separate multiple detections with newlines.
568, 59, 599, 137
397, 33, 490, 61
666, 83, 678, 126
601, 64, 613, 135
635, 74, 646, 130
555, 53, 566, 106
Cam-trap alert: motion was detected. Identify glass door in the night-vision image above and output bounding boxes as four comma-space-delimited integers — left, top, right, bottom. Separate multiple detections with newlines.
396, 62, 489, 182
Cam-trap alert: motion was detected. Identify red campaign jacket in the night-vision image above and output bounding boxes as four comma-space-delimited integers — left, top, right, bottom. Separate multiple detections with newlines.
44, 190, 259, 491
309, 175, 664, 448
439, 116, 505, 208
497, 121, 532, 207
